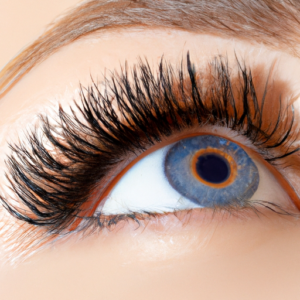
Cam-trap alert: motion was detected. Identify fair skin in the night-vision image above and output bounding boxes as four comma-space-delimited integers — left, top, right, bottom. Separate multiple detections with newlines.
1, 1, 300, 300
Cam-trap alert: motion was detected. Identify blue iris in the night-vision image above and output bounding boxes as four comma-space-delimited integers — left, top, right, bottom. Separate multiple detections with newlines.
164, 135, 259, 207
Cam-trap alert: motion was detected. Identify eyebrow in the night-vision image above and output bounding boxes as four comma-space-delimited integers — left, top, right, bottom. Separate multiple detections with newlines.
0, 0, 300, 98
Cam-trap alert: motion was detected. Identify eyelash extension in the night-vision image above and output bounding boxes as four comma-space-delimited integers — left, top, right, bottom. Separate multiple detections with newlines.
0, 52, 299, 235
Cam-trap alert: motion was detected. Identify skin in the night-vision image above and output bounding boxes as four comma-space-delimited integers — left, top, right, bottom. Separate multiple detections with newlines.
1, 2, 300, 300
0, 0, 81, 69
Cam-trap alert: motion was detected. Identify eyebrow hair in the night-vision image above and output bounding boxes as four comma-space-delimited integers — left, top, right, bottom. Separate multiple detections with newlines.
0, 0, 299, 97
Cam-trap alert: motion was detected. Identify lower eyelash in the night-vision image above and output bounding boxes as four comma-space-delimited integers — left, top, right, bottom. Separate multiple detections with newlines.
74, 200, 299, 235
0, 52, 299, 235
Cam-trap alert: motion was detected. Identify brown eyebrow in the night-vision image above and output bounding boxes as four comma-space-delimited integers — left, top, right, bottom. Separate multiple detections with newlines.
0, 0, 300, 98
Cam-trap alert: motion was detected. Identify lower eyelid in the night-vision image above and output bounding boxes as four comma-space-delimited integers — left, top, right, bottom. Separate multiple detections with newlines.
86, 204, 294, 236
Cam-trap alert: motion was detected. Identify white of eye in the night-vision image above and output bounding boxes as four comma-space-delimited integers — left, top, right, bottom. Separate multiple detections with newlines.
100, 144, 201, 215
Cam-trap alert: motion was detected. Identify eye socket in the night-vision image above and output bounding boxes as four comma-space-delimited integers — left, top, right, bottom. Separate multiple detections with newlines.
98, 134, 295, 216
2, 54, 299, 239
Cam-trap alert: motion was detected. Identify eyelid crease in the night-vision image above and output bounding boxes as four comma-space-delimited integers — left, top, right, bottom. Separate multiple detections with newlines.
0, 52, 299, 243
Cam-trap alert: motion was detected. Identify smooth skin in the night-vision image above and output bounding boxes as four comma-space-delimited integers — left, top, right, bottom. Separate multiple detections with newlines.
1, 1, 300, 300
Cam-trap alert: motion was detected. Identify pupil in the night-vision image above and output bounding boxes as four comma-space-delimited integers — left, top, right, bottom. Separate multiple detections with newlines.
196, 153, 230, 184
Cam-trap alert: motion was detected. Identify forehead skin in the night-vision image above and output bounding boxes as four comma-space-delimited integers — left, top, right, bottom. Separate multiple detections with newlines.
0, 0, 79, 69
1, 1, 300, 300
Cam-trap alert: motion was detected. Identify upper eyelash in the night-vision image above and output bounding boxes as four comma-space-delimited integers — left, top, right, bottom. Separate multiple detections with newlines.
0, 52, 298, 235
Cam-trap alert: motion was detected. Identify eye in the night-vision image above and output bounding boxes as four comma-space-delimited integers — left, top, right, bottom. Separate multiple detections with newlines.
100, 134, 293, 216
2, 54, 299, 239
